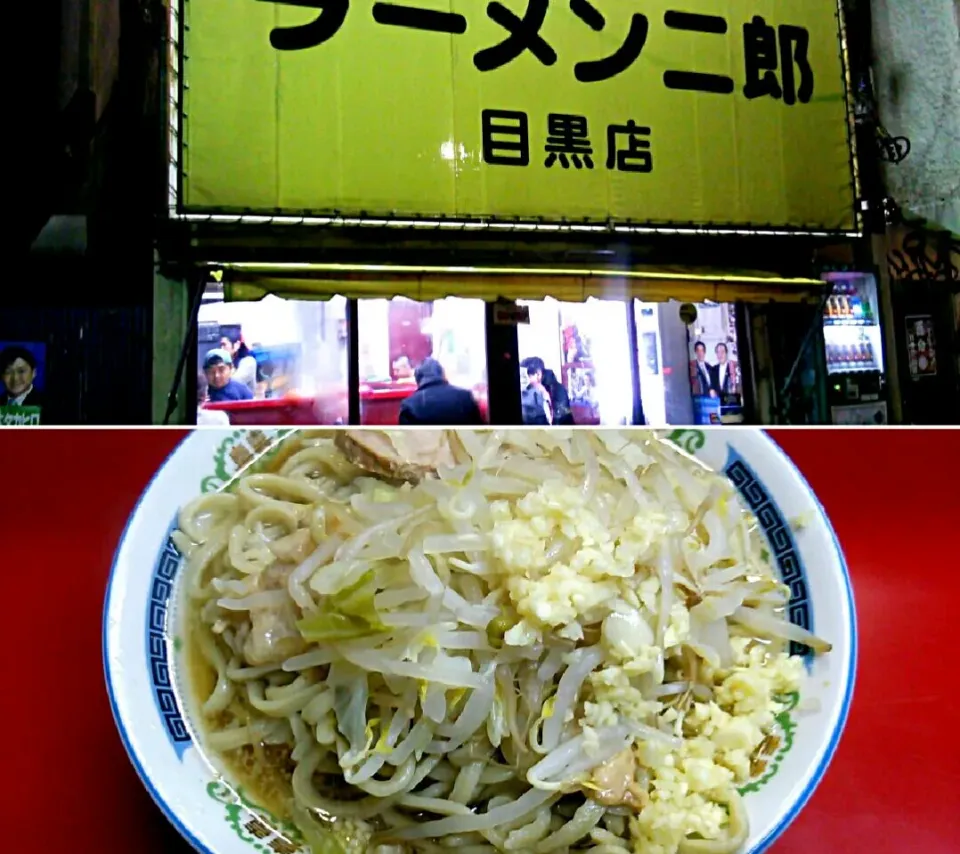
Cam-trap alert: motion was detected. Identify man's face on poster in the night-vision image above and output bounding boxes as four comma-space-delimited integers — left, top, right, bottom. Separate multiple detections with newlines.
2, 357, 36, 396
716, 343, 728, 364
694, 343, 707, 363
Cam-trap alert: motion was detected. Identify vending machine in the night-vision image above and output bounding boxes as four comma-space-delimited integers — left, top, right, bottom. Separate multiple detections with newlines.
821, 272, 888, 425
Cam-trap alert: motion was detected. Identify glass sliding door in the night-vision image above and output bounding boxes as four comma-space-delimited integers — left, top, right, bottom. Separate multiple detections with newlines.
357, 296, 488, 425
517, 297, 633, 426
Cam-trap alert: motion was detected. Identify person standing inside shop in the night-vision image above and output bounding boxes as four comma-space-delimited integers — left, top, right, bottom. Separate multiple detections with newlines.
520, 357, 553, 425
542, 368, 574, 425
220, 331, 259, 396
203, 348, 254, 402
196, 370, 231, 425
689, 342, 714, 397
398, 358, 484, 425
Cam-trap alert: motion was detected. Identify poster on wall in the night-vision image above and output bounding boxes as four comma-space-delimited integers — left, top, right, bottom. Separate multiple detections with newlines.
560, 317, 599, 425
0, 342, 46, 425
687, 304, 743, 424
905, 315, 938, 380
641, 332, 660, 376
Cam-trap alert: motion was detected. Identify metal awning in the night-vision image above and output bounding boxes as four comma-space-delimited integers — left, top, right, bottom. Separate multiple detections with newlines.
215, 262, 826, 305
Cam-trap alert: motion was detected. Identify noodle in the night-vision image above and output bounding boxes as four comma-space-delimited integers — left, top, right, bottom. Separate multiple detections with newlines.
181, 430, 832, 854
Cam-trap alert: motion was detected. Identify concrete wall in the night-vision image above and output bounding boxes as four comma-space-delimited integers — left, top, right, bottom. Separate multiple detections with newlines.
871, 0, 960, 233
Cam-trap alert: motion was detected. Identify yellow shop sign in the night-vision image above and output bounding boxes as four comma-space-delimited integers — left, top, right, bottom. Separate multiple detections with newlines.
179, 0, 858, 232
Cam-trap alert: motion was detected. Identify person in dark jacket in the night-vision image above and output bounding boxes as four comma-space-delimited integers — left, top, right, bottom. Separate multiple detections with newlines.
398, 358, 484, 425
520, 357, 552, 425
542, 368, 574, 425
689, 341, 714, 397
709, 342, 739, 397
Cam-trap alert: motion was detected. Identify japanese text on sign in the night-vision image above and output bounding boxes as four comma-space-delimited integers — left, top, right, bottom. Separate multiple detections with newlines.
482, 110, 653, 173
259, 1, 816, 104
180, 0, 857, 230
0, 406, 42, 426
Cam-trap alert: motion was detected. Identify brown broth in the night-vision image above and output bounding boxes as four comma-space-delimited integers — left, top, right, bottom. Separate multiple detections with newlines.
185, 603, 298, 823
183, 430, 347, 822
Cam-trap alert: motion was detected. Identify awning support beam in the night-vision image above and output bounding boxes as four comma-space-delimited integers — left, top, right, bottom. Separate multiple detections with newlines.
163, 271, 206, 425
346, 298, 361, 425
775, 281, 834, 422
626, 303, 645, 425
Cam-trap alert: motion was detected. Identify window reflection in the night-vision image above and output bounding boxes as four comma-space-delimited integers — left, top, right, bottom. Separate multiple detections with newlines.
358, 296, 488, 425
196, 292, 349, 425
518, 298, 632, 426
633, 300, 744, 427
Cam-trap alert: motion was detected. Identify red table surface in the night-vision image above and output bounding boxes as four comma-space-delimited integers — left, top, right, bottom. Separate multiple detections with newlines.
2, 429, 958, 854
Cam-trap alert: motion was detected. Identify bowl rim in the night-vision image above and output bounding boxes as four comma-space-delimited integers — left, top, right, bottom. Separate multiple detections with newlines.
749, 434, 857, 853
102, 430, 857, 854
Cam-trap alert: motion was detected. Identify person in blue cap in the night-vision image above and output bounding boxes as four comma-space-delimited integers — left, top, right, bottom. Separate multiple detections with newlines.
203, 348, 254, 403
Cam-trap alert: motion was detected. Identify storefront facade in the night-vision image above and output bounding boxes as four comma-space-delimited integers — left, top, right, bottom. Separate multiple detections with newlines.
154, 0, 865, 427
883, 218, 960, 424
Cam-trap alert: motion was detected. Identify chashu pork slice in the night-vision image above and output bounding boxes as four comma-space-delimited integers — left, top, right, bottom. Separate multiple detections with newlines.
335, 430, 455, 483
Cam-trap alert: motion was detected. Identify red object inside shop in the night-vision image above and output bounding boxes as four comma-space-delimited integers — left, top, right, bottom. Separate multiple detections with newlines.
205, 392, 348, 426
205, 385, 489, 425
203, 297, 490, 425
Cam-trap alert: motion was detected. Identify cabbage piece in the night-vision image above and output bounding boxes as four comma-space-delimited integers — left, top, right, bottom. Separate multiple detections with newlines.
291, 800, 347, 854
332, 571, 381, 623
332, 664, 370, 766
297, 612, 377, 643
297, 570, 386, 642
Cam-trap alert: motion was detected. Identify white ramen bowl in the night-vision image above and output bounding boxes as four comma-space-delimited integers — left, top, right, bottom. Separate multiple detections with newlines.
103, 428, 856, 854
